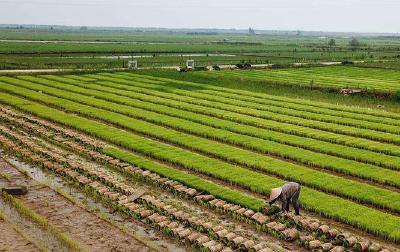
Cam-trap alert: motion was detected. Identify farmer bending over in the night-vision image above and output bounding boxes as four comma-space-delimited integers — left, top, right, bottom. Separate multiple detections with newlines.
269, 182, 301, 215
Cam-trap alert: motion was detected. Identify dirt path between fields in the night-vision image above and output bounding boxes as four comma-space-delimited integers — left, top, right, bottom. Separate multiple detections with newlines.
0, 61, 370, 74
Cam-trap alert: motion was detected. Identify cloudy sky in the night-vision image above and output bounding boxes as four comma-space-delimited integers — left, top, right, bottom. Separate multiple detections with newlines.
1, 0, 399, 33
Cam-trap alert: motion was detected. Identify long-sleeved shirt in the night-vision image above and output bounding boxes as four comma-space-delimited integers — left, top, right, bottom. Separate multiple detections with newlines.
280, 182, 300, 202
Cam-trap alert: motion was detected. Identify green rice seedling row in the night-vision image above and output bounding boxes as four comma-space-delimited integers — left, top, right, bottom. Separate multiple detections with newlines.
1, 79, 400, 215
73, 73, 400, 156
0, 90, 399, 243
205, 66, 400, 93
9, 75, 400, 189
28, 75, 400, 171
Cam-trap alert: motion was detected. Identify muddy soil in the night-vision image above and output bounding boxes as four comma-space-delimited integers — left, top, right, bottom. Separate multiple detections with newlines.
0, 217, 39, 252
0, 158, 158, 252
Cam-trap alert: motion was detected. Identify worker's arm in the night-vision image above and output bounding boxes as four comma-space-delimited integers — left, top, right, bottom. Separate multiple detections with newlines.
281, 201, 286, 211
269, 194, 280, 205
269, 198, 277, 205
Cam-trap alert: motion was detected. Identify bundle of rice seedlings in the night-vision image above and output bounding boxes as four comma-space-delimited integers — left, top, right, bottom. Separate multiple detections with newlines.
334, 233, 346, 245
139, 209, 154, 218
266, 221, 285, 237
149, 173, 160, 180
232, 236, 245, 247
151, 214, 168, 224
216, 229, 229, 239
330, 246, 345, 252
202, 240, 218, 251
109, 159, 120, 165
240, 239, 255, 250
223, 232, 237, 246
250, 243, 264, 252
243, 209, 255, 218
298, 217, 312, 227
272, 223, 286, 232
215, 200, 226, 208
177, 229, 191, 239
318, 225, 330, 235
258, 248, 273, 252
193, 219, 206, 229
287, 213, 302, 224
188, 216, 199, 226
172, 210, 185, 220
299, 235, 314, 247
174, 185, 188, 193
321, 242, 333, 251
164, 205, 176, 215
354, 241, 370, 251
327, 228, 339, 239
164, 180, 175, 186
282, 228, 299, 241
201, 222, 213, 233
157, 220, 170, 230
105, 192, 120, 200
228, 205, 241, 212
212, 225, 224, 233
209, 244, 223, 252
209, 199, 220, 207
126, 202, 139, 212
195, 195, 214, 202
235, 208, 247, 215
97, 186, 109, 195
180, 212, 191, 223
222, 203, 233, 212
308, 222, 320, 231
308, 240, 322, 250
157, 177, 168, 184
266, 221, 278, 229
187, 232, 201, 243
77, 175, 91, 185
343, 236, 357, 248
195, 235, 210, 246
167, 221, 179, 231
185, 188, 198, 197
367, 243, 382, 252
251, 212, 269, 225
140, 194, 153, 203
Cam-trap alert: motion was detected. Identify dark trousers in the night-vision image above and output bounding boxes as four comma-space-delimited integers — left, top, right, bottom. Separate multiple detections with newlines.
282, 188, 300, 215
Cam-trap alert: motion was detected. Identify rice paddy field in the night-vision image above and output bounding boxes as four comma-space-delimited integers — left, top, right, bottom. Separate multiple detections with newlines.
1, 69, 400, 251
201, 66, 400, 93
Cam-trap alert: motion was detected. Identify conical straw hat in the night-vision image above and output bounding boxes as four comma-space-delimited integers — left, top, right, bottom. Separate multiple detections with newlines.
270, 187, 282, 201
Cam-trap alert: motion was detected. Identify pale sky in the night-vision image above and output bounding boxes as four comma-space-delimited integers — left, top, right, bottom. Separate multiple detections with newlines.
1, 0, 399, 33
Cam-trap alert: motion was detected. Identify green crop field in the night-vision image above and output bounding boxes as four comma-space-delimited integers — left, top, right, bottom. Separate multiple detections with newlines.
0, 71, 400, 243
202, 66, 400, 93
1, 29, 400, 70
